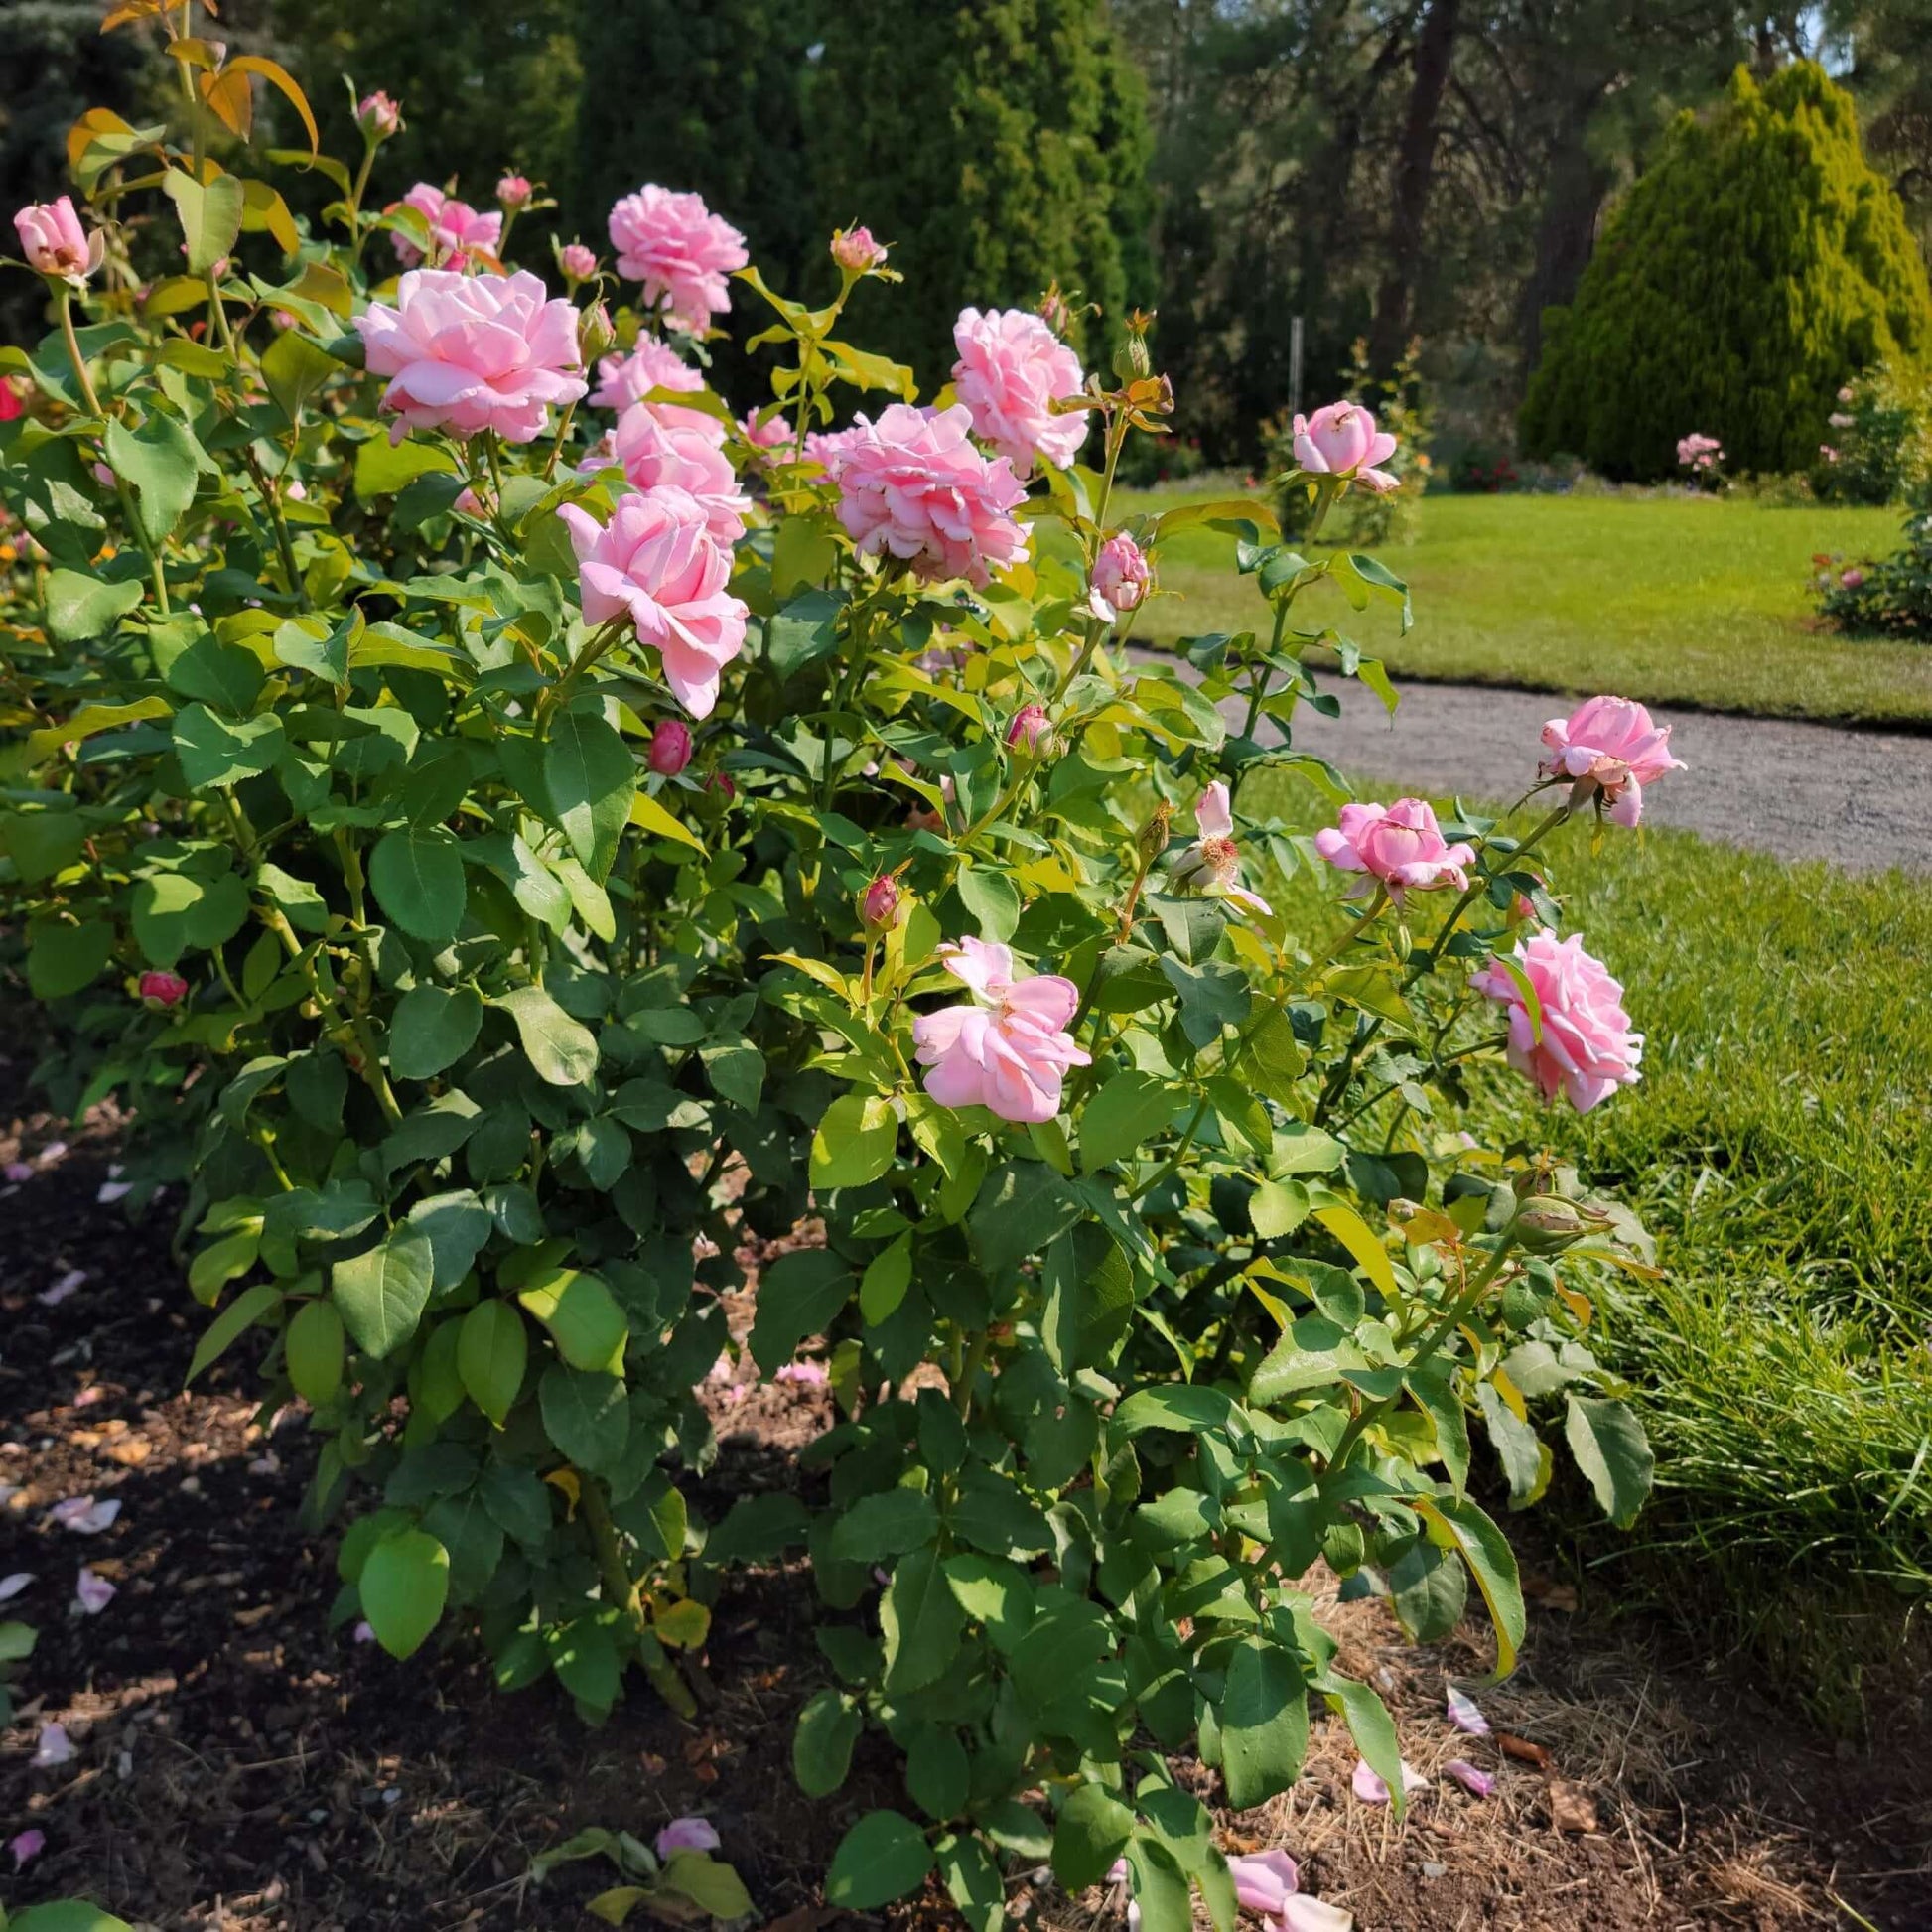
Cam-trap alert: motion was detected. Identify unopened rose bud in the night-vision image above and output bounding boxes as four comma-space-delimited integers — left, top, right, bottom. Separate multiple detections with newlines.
578, 300, 617, 366
138, 970, 189, 1010
356, 91, 403, 141
1137, 801, 1172, 864
1007, 703, 1051, 756
705, 771, 735, 802
496, 174, 533, 210
861, 875, 900, 931
558, 241, 596, 285
648, 718, 692, 776
1037, 281, 1073, 338
1112, 310, 1155, 383
1089, 532, 1149, 621
830, 225, 886, 273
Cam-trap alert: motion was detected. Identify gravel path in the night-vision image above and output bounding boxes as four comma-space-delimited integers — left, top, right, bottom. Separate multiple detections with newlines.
1174, 669, 1930, 874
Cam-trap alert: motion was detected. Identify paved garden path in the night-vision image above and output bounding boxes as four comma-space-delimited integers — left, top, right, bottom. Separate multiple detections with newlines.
1171, 667, 1930, 874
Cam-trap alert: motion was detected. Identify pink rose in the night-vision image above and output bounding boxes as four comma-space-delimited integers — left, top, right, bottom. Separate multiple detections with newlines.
496, 174, 533, 209
1314, 797, 1473, 900
590, 336, 717, 436
356, 268, 586, 446
739, 409, 795, 461
775, 1360, 829, 1388
138, 969, 190, 1009
1676, 433, 1722, 467
648, 718, 692, 776
1539, 694, 1684, 828
356, 92, 403, 140
1840, 567, 1865, 590
1828, 412, 1854, 429
1089, 532, 1150, 621
862, 875, 900, 930
1294, 400, 1397, 489
655, 1816, 721, 1859
1820, 444, 1839, 463
557, 488, 749, 719
1007, 703, 1051, 754
950, 306, 1087, 473
14, 197, 103, 284
1170, 780, 1272, 916
911, 937, 1091, 1125
610, 410, 749, 545
608, 185, 748, 328
831, 226, 887, 273
1471, 931, 1643, 1114
389, 184, 502, 270
824, 403, 1029, 587
558, 241, 597, 284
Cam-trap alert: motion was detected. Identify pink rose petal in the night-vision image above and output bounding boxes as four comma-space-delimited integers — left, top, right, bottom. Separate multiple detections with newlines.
0, 1572, 32, 1601
40, 1268, 86, 1307
655, 1815, 721, 1858
1351, 1757, 1429, 1804
75, 1565, 116, 1614
1446, 1686, 1490, 1736
1444, 1758, 1496, 1797
9, 1828, 45, 1871
49, 1495, 120, 1534
1279, 1899, 1353, 1932
774, 1360, 829, 1387
34, 1722, 73, 1767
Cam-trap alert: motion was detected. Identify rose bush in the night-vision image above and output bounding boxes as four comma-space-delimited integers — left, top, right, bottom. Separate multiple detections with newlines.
1, 16, 1666, 1925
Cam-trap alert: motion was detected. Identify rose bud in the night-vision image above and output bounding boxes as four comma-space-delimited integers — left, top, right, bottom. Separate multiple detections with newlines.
579, 300, 617, 367
496, 174, 533, 210
356, 91, 403, 141
138, 970, 189, 1010
14, 198, 104, 285
831, 225, 887, 273
1007, 703, 1051, 755
558, 241, 597, 284
648, 718, 692, 776
861, 875, 901, 931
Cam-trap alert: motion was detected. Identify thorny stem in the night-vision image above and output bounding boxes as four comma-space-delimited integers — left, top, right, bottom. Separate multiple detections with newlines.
580, 1476, 698, 1720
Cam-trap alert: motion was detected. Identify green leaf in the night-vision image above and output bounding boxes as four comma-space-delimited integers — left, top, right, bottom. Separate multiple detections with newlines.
1415, 1494, 1526, 1680
1079, 1070, 1179, 1173
389, 985, 484, 1080
544, 710, 634, 882
1158, 956, 1252, 1047
359, 1528, 449, 1660
1477, 1382, 1547, 1505
495, 985, 599, 1086
1322, 1675, 1406, 1817
11, 1905, 136, 1932
538, 1364, 630, 1474
186, 1280, 281, 1384
881, 1545, 965, 1694
810, 1090, 897, 1189
331, 1228, 435, 1360
825, 1810, 934, 1911
1052, 1782, 1136, 1891
969, 1162, 1082, 1279
859, 1233, 912, 1324
1248, 1181, 1309, 1241
936, 1835, 1005, 1932
27, 919, 113, 999
832, 1488, 939, 1563
165, 168, 246, 276
1218, 1636, 1309, 1810
748, 1247, 853, 1372
458, 1301, 527, 1426
1242, 1007, 1307, 1104
942, 1553, 1035, 1651
551, 1618, 621, 1715
956, 862, 1021, 942
793, 1687, 863, 1797
516, 1266, 628, 1374
658, 1852, 754, 1921
44, 569, 144, 643
105, 409, 204, 547
703, 1491, 811, 1564
285, 1298, 345, 1407
173, 704, 286, 789
261, 329, 338, 425
1564, 1395, 1654, 1528
370, 827, 467, 944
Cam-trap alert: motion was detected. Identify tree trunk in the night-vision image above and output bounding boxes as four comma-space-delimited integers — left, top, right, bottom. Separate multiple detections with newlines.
1368, 0, 1461, 372
1518, 86, 1615, 377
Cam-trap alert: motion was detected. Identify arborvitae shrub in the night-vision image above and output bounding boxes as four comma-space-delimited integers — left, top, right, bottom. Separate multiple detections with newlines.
1520, 61, 1932, 481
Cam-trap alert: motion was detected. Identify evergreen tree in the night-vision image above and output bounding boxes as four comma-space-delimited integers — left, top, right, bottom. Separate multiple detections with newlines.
1521, 60, 1932, 479
809, 0, 1153, 384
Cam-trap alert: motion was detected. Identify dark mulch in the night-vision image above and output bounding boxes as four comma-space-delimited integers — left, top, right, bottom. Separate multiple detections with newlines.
1, 1037, 1927, 1931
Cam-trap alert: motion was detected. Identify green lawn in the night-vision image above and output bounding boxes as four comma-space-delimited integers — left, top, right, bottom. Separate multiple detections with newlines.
1243, 775, 1932, 1699
1127, 490, 1931, 728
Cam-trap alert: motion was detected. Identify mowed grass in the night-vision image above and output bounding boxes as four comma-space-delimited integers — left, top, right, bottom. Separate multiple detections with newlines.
1123, 490, 1932, 727
1240, 770, 1932, 1641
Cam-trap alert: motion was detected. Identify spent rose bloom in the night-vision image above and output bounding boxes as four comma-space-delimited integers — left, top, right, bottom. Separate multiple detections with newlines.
590, 337, 720, 441
138, 969, 190, 1008
831, 225, 887, 272
389, 184, 502, 270
1295, 400, 1397, 490
1007, 703, 1051, 754
656, 1817, 721, 1859
558, 241, 597, 283
1089, 532, 1150, 621
1170, 780, 1272, 916
647, 718, 692, 776
912, 938, 1091, 1125
557, 488, 748, 719
496, 173, 533, 209
951, 306, 1087, 473
1471, 930, 1643, 1114
1539, 694, 1684, 828
609, 185, 748, 328
1314, 798, 1474, 901
825, 403, 1029, 586
357, 268, 586, 445
611, 410, 750, 546
356, 91, 403, 140
15, 198, 103, 284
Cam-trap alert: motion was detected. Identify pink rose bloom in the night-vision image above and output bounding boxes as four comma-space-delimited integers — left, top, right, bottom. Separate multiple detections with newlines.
740, 409, 794, 458
656, 1816, 721, 1859
775, 1360, 830, 1388
1840, 567, 1865, 590
1294, 400, 1397, 489
831, 226, 887, 273
1539, 694, 1684, 828
557, 487, 749, 719
496, 174, 533, 209
1471, 930, 1643, 1114
1828, 411, 1854, 429
911, 937, 1091, 1125
15, 197, 103, 284
357, 268, 586, 446
648, 718, 692, 776
1314, 797, 1473, 901
1676, 432, 1722, 467
389, 184, 502, 270
611, 410, 750, 545
558, 242, 597, 283
590, 337, 720, 443
609, 185, 747, 328
1170, 780, 1272, 916
825, 403, 1029, 587
138, 968, 190, 1008
356, 92, 403, 140
1820, 444, 1839, 464
951, 306, 1087, 473
1089, 532, 1150, 621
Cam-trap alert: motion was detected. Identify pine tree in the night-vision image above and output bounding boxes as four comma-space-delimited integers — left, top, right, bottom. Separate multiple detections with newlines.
809, 0, 1153, 384
1521, 60, 1932, 479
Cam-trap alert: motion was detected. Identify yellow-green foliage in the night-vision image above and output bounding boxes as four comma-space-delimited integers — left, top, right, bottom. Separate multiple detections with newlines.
1521, 62, 1932, 481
